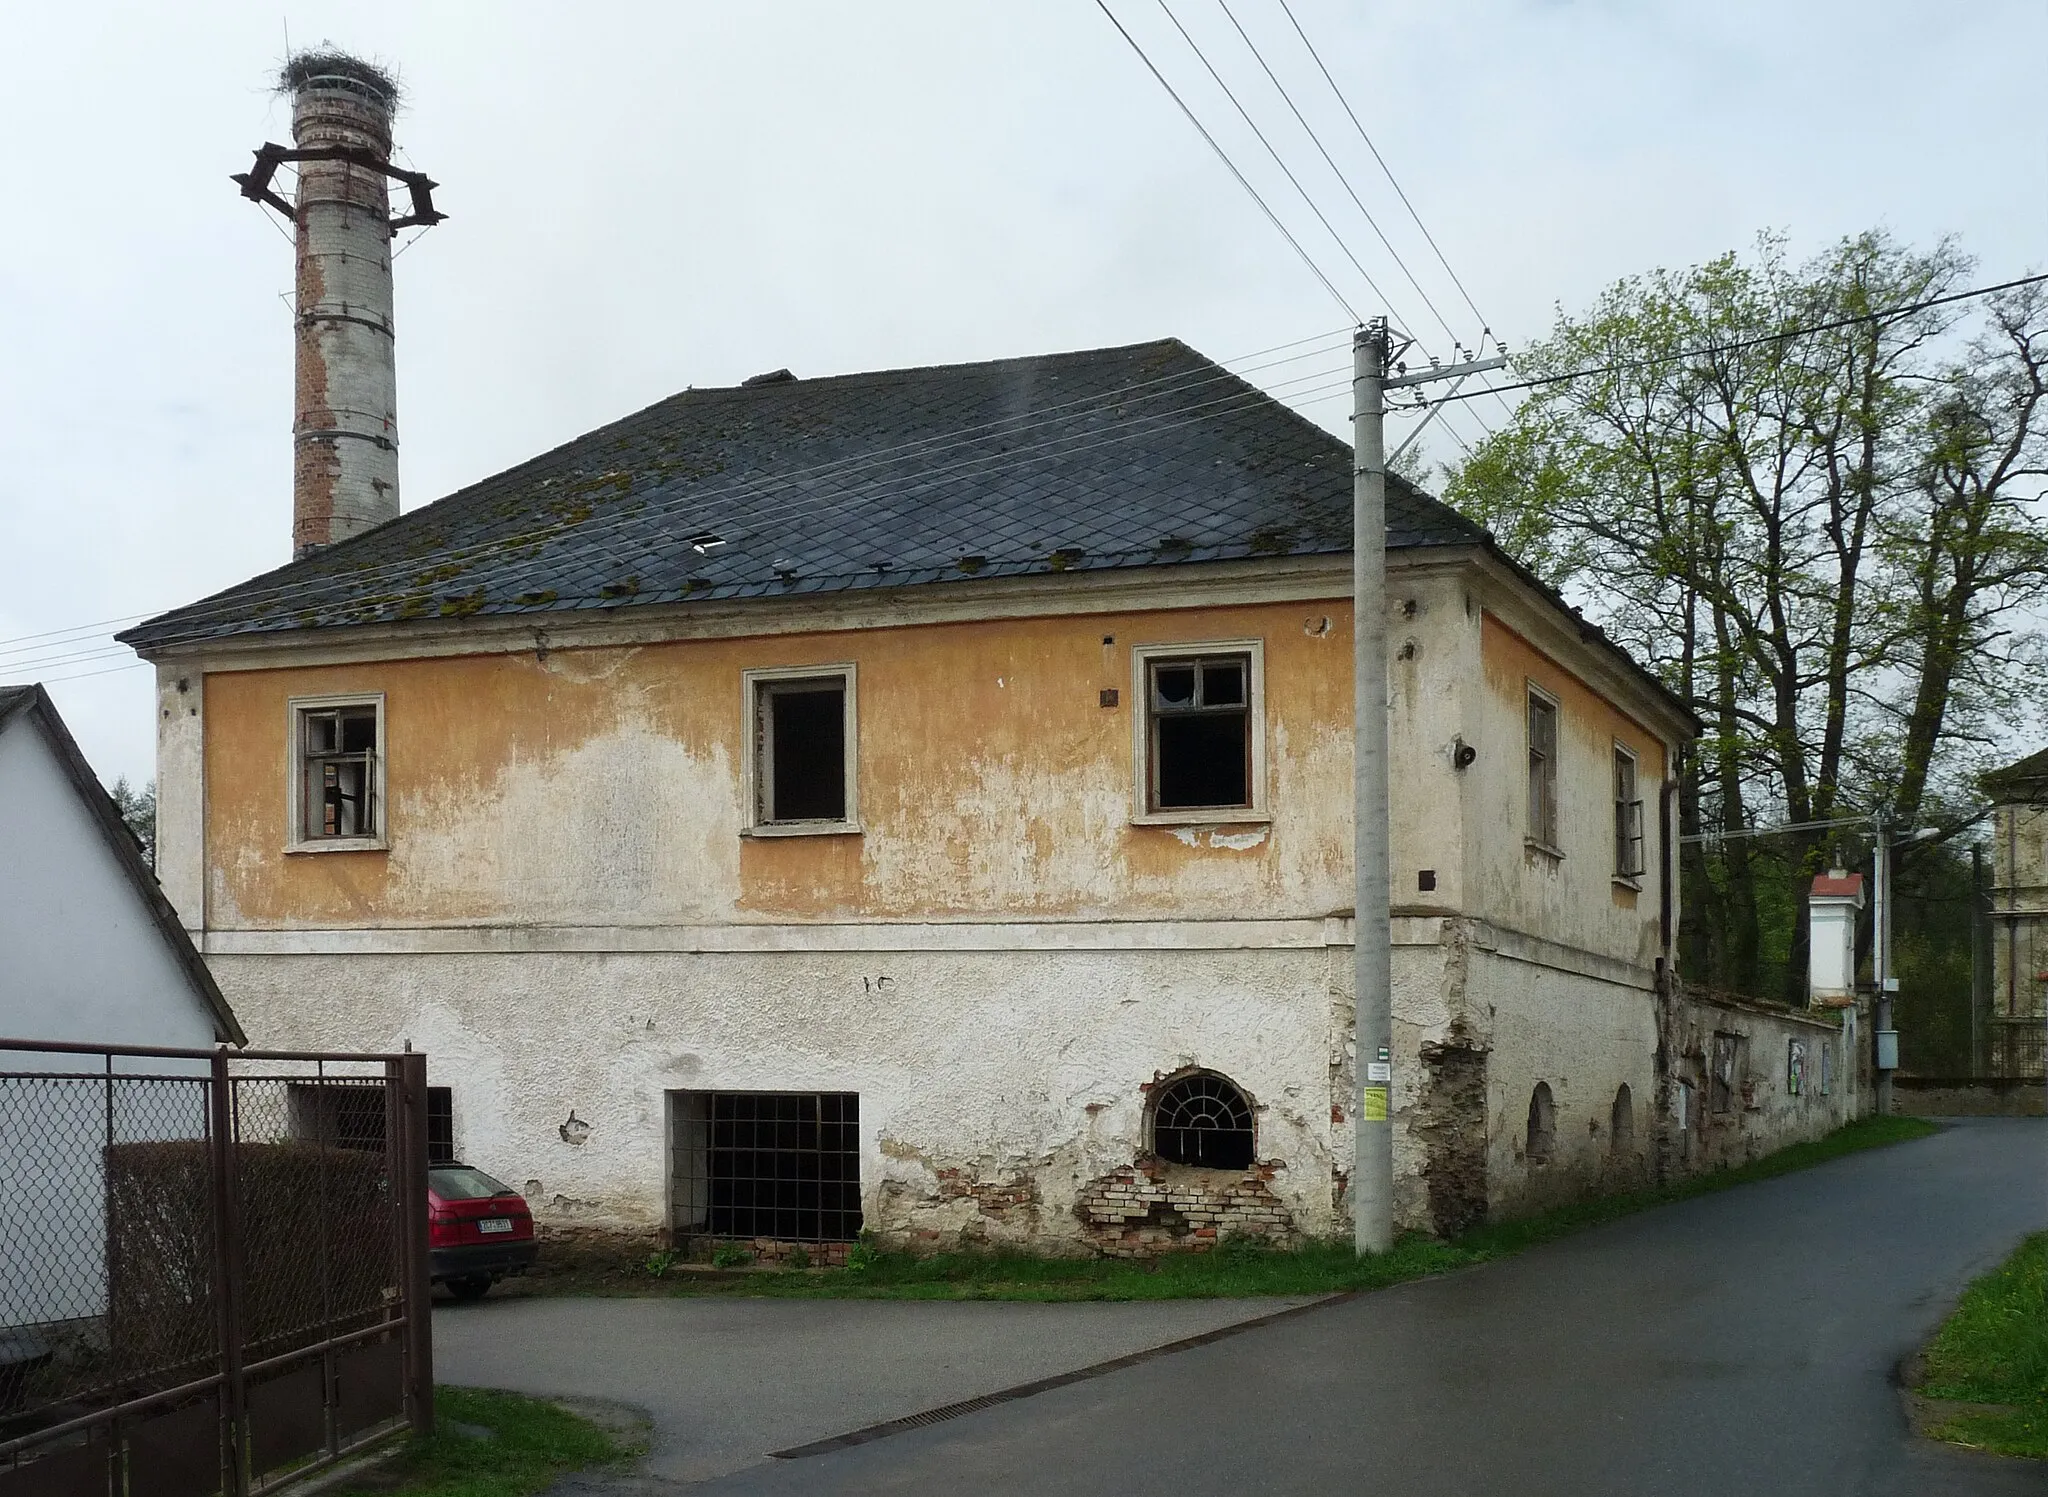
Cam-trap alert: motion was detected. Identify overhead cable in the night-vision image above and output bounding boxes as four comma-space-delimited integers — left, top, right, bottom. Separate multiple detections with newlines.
1095, 1, 1360, 322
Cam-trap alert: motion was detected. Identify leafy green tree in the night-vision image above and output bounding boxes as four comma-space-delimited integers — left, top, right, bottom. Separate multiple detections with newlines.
1447, 232, 2048, 1002
109, 776, 156, 872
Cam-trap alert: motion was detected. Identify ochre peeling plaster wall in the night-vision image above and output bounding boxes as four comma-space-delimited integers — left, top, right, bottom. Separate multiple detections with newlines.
1475, 612, 1670, 968
203, 600, 1359, 929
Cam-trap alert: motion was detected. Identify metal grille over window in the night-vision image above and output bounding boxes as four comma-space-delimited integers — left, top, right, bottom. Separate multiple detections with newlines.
1150, 1071, 1255, 1169
301, 704, 377, 838
426, 1086, 455, 1164
1614, 748, 1645, 877
1527, 692, 1559, 846
1148, 655, 1251, 811
669, 1092, 862, 1244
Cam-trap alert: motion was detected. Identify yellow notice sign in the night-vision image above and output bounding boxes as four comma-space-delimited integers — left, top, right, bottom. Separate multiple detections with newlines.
1361, 1084, 1389, 1122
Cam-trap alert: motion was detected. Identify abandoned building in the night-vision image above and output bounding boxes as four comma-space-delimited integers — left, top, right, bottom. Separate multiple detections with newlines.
116, 54, 1854, 1258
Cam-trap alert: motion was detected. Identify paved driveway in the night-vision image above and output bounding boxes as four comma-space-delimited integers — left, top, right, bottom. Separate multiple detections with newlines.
706, 1118, 2048, 1495
434, 1292, 1320, 1483
441, 1119, 2046, 1493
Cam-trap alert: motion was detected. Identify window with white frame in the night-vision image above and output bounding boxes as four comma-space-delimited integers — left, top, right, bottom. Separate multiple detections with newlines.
745, 666, 858, 832
1132, 642, 1264, 819
1614, 745, 1646, 879
290, 696, 384, 847
1526, 688, 1559, 848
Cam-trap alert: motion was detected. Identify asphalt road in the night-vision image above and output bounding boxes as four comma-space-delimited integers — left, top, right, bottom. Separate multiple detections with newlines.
435, 1292, 1320, 1483
692, 1119, 2047, 1496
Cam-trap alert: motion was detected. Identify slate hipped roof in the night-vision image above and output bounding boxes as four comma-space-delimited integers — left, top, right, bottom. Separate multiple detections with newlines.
0, 686, 245, 1045
120, 338, 1484, 650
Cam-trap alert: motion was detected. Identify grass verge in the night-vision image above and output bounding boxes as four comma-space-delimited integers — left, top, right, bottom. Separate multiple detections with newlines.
1917, 1231, 2048, 1459
329, 1387, 633, 1496
508, 1113, 1935, 1303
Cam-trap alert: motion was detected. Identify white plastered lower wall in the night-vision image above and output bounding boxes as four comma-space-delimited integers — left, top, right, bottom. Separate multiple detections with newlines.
210, 942, 1365, 1247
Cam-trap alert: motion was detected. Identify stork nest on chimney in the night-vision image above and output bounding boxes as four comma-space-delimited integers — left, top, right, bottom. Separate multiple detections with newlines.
278, 49, 400, 107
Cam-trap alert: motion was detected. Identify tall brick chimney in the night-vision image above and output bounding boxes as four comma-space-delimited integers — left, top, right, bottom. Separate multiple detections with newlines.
235, 53, 443, 558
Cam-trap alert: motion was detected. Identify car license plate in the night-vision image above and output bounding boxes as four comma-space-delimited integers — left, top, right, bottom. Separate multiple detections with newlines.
478, 1218, 512, 1234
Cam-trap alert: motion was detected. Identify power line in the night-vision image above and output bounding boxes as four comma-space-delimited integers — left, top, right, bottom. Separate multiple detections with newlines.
1272, 0, 1516, 422
124, 364, 1365, 648
1406, 270, 2048, 406
0, 330, 1353, 657
1095, 1, 1359, 322
31, 270, 2038, 660
1214, 0, 1454, 351
1150, 1, 1406, 333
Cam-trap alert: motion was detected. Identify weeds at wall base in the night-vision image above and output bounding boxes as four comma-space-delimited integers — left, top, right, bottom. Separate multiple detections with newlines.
503, 1115, 1937, 1303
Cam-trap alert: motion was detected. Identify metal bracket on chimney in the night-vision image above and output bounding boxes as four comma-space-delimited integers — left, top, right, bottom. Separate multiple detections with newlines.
232, 142, 448, 230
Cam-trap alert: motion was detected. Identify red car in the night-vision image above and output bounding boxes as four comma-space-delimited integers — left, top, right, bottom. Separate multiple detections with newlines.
428, 1162, 537, 1300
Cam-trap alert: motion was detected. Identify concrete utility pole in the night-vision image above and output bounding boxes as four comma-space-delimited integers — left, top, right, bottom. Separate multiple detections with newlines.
1351, 325, 1506, 1254
1350, 322, 1395, 1255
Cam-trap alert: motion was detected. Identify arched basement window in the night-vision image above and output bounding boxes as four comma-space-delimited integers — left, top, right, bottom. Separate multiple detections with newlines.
1526, 1082, 1556, 1164
1610, 1084, 1634, 1154
1151, 1072, 1255, 1169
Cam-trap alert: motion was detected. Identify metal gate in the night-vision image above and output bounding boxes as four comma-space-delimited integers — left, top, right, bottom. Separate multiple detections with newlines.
0, 1041, 433, 1495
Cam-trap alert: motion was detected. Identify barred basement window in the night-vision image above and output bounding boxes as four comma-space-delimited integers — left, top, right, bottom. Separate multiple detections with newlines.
668, 1091, 863, 1244
427, 1087, 455, 1164
744, 667, 858, 833
287, 1079, 387, 1152
1150, 1071, 1255, 1170
290, 694, 385, 848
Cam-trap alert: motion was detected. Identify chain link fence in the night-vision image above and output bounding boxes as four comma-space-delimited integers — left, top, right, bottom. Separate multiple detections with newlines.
0, 1043, 431, 1496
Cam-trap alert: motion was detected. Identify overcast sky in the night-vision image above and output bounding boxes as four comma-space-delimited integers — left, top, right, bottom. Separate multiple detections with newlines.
5, 1, 2044, 789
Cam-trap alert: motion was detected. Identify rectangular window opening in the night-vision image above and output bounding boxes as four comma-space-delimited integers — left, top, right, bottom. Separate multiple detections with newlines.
1614, 746, 1646, 878
1148, 653, 1253, 812
1527, 690, 1559, 847
668, 1091, 862, 1244
749, 670, 854, 829
295, 700, 381, 843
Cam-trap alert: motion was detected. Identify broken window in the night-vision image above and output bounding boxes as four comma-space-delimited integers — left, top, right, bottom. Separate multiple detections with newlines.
1526, 1081, 1556, 1163
293, 698, 382, 844
1143, 650, 1256, 813
668, 1091, 862, 1244
1150, 1071, 1255, 1169
427, 1086, 455, 1164
1614, 746, 1645, 878
747, 668, 856, 829
1527, 690, 1559, 847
